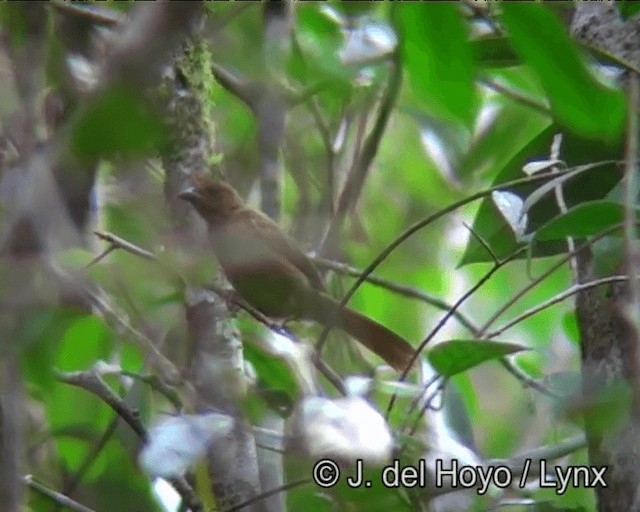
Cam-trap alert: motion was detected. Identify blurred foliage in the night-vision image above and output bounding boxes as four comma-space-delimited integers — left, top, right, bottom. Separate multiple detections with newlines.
2, 2, 631, 511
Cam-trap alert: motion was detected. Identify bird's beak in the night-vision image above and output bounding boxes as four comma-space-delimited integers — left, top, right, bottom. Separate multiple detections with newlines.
178, 187, 199, 202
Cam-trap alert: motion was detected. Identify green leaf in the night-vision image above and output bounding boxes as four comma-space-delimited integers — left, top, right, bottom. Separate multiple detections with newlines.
56, 315, 113, 371
501, 4, 625, 141
534, 201, 625, 241
20, 308, 84, 391
428, 339, 528, 377
618, 3, 640, 20
399, 3, 477, 126
460, 125, 623, 266
55, 248, 98, 270
471, 36, 519, 68
458, 101, 551, 180
243, 343, 300, 401
293, 5, 350, 85
71, 86, 166, 160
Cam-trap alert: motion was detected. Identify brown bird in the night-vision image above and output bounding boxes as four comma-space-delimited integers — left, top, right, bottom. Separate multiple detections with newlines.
179, 176, 415, 371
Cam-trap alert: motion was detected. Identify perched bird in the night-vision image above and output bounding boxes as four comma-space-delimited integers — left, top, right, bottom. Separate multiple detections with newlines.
179, 176, 415, 371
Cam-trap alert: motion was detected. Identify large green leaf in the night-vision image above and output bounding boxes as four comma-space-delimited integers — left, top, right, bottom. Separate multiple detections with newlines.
460, 125, 623, 265
20, 307, 84, 391
71, 86, 166, 160
243, 342, 300, 402
472, 36, 519, 68
501, 4, 625, 141
399, 3, 477, 126
428, 339, 528, 377
534, 201, 626, 242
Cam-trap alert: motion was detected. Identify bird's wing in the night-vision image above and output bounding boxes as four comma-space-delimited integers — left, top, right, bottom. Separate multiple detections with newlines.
232, 208, 325, 291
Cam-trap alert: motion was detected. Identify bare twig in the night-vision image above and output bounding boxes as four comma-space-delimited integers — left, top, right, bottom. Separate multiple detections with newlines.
332, 165, 613, 342
50, 1, 122, 27
488, 275, 629, 339
62, 274, 180, 384
479, 75, 551, 116
24, 475, 96, 512
211, 63, 257, 109
499, 359, 560, 398
224, 478, 311, 512
60, 416, 119, 503
488, 434, 587, 476
54, 368, 203, 512
463, 221, 500, 265
314, 165, 612, 360
386, 249, 525, 419
93, 230, 156, 260
55, 369, 146, 438
318, 53, 403, 257
479, 224, 626, 335
313, 256, 480, 335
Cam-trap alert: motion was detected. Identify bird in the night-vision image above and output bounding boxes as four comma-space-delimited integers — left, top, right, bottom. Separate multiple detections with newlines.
179, 175, 415, 372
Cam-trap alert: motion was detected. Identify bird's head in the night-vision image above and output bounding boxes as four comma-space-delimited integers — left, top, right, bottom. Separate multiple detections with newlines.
178, 176, 244, 224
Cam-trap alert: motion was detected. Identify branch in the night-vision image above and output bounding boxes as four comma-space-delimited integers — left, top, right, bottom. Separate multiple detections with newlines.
478, 223, 627, 335
488, 434, 587, 476
487, 275, 629, 339
23, 475, 96, 512
333, 164, 614, 332
319, 53, 403, 257
479, 75, 551, 116
93, 230, 156, 260
211, 63, 257, 110
224, 478, 311, 512
499, 358, 560, 399
54, 368, 203, 512
55, 369, 146, 438
313, 257, 480, 335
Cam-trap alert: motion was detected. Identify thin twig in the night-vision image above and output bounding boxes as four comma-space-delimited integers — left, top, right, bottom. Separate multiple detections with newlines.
54, 369, 203, 512
318, 52, 403, 258
499, 358, 560, 398
488, 275, 629, 339
59, 417, 119, 504
386, 249, 525, 419
313, 257, 480, 335
93, 230, 156, 260
50, 1, 122, 27
479, 75, 551, 116
211, 63, 257, 110
332, 164, 615, 344
479, 224, 626, 335
314, 163, 617, 361
488, 434, 586, 476
24, 475, 96, 512
463, 221, 499, 264
84, 285, 180, 383
224, 478, 311, 512
55, 369, 146, 438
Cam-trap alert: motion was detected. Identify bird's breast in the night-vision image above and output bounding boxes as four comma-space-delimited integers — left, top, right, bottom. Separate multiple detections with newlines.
211, 229, 312, 318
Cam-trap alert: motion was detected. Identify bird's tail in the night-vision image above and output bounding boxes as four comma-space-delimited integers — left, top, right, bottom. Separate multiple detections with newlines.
308, 293, 416, 372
